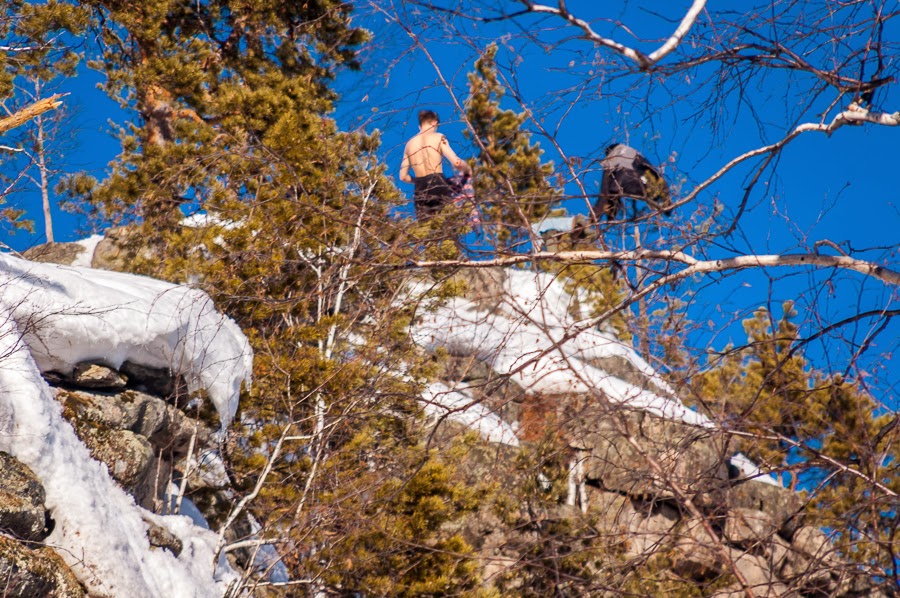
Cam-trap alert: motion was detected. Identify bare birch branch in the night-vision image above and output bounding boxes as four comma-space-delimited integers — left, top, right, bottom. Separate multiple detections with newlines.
677, 105, 900, 209
409, 250, 900, 288
519, 0, 708, 69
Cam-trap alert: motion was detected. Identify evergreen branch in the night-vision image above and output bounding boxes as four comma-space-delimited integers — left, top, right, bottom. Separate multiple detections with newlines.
730, 428, 899, 499
0, 94, 67, 136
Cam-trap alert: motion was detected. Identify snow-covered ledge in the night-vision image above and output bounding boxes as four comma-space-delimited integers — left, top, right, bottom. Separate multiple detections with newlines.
411, 268, 781, 486
0, 253, 252, 596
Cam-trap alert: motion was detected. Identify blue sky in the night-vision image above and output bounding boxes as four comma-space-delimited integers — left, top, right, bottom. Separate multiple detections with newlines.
339, 1, 900, 400
2, 1, 898, 405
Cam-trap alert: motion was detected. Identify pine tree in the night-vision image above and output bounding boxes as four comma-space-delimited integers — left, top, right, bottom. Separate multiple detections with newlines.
691, 303, 900, 573
61, 0, 368, 228
465, 43, 561, 253
0, 0, 86, 236
54, 1, 485, 591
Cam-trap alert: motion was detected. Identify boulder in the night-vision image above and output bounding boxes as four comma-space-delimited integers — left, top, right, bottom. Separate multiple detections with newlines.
566, 406, 729, 499
727, 480, 804, 537
587, 490, 682, 558
21, 242, 86, 266
119, 360, 179, 398
671, 518, 725, 580
0, 535, 85, 597
728, 549, 791, 597
788, 526, 833, 561
144, 517, 183, 556
765, 535, 791, 573
456, 267, 507, 312
780, 526, 838, 594
78, 426, 155, 496
72, 362, 128, 390
723, 508, 777, 547
91, 225, 144, 272
0, 452, 50, 541
57, 388, 211, 457
56, 388, 137, 432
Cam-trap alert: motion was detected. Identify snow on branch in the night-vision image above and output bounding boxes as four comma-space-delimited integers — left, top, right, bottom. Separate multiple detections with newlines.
519, 0, 707, 69
410, 249, 900, 288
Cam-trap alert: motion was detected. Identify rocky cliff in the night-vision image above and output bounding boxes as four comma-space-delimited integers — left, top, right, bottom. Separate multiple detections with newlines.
0, 245, 255, 597
4, 238, 882, 597
414, 268, 881, 597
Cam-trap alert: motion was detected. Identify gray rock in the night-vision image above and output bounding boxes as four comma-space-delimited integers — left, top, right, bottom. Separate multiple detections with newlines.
723, 508, 777, 546
780, 526, 838, 594
567, 406, 729, 499
455, 267, 507, 312
40, 371, 69, 387
91, 225, 147, 272
727, 479, 805, 537
21, 242, 86, 266
671, 518, 725, 580
91, 225, 174, 275
72, 362, 127, 390
789, 526, 833, 560
0, 452, 49, 541
0, 535, 85, 597
765, 535, 791, 572
79, 426, 155, 495
56, 388, 137, 431
130, 391, 171, 438
56, 388, 210, 458
144, 517, 183, 556
627, 503, 682, 557
709, 586, 746, 598
729, 548, 792, 597
120, 360, 178, 397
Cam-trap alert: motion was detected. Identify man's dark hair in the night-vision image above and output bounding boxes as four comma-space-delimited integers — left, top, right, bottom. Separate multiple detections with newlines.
418, 110, 439, 126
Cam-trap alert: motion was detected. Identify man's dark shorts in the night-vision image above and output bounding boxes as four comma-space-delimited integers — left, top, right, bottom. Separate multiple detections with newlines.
414, 174, 454, 219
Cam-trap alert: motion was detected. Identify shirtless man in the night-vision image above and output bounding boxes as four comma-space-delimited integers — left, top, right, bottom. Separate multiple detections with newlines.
400, 110, 471, 219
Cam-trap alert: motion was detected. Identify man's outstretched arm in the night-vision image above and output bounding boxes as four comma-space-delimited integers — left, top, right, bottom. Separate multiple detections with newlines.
440, 136, 472, 175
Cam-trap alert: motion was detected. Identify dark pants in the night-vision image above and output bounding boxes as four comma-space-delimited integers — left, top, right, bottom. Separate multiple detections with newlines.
594, 168, 645, 220
414, 174, 454, 219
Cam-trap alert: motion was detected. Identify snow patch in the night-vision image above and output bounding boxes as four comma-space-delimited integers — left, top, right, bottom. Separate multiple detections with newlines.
0, 251, 254, 595
0, 252, 251, 428
729, 452, 782, 487
71, 234, 104, 267
0, 314, 232, 597
531, 216, 575, 236
181, 213, 241, 230
411, 269, 784, 487
422, 383, 519, 446
412, 294, 709, 428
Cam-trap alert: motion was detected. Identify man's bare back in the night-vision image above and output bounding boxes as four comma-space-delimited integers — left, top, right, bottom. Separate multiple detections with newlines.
399, 129, 468, 182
